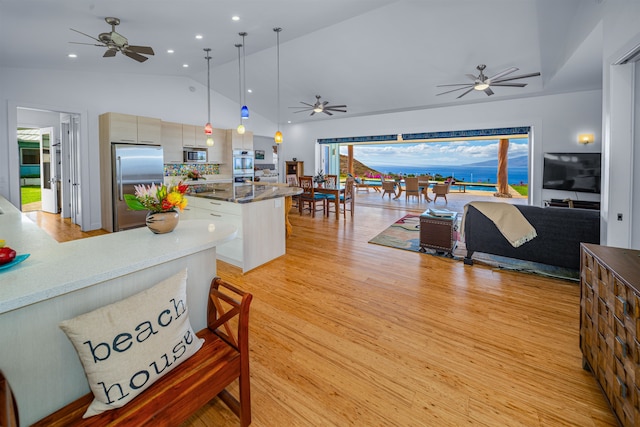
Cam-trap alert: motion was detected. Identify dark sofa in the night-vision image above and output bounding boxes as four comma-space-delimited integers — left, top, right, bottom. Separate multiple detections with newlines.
463, 203, 600, 270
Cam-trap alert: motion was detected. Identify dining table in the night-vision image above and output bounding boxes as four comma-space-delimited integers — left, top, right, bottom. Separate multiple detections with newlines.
315, 184, 345, 219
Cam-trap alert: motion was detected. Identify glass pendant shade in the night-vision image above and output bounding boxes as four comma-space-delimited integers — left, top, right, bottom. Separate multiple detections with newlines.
204, 122, 213, 135
237, 124, 246, 134
241, 105, 249, 119
206, 136, 214, 146
274, 130, 283, 144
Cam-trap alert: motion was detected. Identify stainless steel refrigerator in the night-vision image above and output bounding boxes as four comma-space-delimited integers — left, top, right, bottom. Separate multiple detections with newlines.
112, 143, 164, 231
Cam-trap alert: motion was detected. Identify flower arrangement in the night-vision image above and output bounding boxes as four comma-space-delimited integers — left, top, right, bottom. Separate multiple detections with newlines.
313, 169, 326, 183
124, 182, 189, 213
186, 169, 202, 180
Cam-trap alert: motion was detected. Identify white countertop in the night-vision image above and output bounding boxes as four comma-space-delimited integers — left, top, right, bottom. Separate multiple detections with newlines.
0, 196, 237, 314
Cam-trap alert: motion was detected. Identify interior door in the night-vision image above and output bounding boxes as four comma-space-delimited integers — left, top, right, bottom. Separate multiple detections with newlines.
69, 115, 82, 227
39, 127, 59, 214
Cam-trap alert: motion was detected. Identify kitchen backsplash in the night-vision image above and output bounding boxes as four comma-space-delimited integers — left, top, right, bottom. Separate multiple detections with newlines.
164, 164, 220, 176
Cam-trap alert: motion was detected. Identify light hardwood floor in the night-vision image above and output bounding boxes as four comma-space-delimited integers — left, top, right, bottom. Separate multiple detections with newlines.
28, 206, 616, 426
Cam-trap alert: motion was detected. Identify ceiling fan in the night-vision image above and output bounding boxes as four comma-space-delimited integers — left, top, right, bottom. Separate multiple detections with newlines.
290, 95, 347, 116
69, 17, 154, 63
436, 64, 540, 99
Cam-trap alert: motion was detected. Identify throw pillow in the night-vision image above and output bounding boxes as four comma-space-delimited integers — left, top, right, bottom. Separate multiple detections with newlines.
59, 268, 204, 418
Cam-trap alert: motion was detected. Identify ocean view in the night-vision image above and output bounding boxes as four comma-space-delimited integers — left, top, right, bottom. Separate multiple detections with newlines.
364, 164, 529, 185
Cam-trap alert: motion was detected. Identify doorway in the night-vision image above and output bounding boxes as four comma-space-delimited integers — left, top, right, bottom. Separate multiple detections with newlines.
15, 107, 82, 228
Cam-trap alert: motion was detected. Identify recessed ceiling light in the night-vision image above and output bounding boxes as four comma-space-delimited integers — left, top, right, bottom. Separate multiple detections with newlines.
68, 53, 77, 58
247, 89, 252, 93
232, 16, 240, 21
183, 64, 189, 68
167, 49, 174, 54
287, 120, 292, 124
195, 34, 203, 40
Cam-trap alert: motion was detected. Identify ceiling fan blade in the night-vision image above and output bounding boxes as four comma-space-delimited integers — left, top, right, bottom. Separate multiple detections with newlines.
465, 74, 477, 81
326, 109, 347, 113
484, 87, 494, 96
292, 108, 312, 113
322, 101, 329, 106
491, 82, 528, 87
103, 49, 117, 58
456, 88, 475, 99
487, 67, 518, 82
70, 28, 102, 43
436, 83, 475, 87
123, 50, 148, 62
323, 110, 334, 116
299, 102, 314, 107
326, 105, 346, 109
436, 85, 473, 96
127, 45, 155, 55
310, 110, 316, 116
69, 41, 106, 47
492, 72, 541, 83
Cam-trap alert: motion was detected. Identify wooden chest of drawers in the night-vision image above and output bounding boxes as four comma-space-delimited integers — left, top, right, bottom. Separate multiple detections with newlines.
580, 243, 640, 426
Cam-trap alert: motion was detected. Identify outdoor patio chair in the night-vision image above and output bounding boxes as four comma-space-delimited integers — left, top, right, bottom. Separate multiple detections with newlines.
404, 177, 421, 202
432, 181, 451, 203
381, 177, 396, 199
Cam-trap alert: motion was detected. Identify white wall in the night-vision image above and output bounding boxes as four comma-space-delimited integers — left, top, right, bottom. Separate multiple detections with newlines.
0, 66, 275, 230
280, 90, 603, 208
601, 0, 640, 248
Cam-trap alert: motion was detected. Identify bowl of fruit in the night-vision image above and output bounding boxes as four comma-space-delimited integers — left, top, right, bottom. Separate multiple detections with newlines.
0, 240, 29, 271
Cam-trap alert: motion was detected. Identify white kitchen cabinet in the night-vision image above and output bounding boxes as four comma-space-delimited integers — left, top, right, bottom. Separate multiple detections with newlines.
161, 121, 184, 163
182, 195, 284, 272
100, 112, 161, 144
226, 129, 253, 151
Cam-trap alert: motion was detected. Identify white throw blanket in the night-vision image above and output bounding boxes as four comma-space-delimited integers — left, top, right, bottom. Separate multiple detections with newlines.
462, 201, 537, 248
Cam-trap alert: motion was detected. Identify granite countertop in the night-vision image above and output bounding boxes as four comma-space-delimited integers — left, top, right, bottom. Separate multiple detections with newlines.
189, 182, 302, 203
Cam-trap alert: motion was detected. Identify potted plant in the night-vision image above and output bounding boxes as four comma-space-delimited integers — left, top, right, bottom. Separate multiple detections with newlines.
124, 182, 189, 234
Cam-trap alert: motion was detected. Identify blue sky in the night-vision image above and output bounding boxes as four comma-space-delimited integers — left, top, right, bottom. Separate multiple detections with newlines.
339, 138, 528, 167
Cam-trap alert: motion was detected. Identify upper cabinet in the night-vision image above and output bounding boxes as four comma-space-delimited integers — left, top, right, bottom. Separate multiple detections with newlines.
101, 112, 161, 145
184, 124, 210, 148
161, 121, 184, 163
208, 128, 228, 164
226, 129, 253, 151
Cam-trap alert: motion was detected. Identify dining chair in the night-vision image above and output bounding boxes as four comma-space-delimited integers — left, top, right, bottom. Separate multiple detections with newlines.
381, 176, 396, 199
341, 177, 355, 218
324, 174, 338, 189
0, 370, 19, 427
298, 176, 326, 217
404, 177, 420, 203
286, 174, 300, 209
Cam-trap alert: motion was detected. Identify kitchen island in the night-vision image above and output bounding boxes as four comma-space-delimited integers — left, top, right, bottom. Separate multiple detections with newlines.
182, 182, 302, 273
0, 195, 237, 425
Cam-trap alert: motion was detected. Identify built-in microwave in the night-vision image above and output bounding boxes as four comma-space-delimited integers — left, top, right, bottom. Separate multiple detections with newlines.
183, 149, 207, 163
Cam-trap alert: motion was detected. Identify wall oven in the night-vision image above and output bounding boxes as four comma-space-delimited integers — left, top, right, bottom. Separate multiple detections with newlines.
232, 150, 254, 181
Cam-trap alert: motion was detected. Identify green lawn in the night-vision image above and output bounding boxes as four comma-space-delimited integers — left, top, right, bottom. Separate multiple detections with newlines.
21, 185, 41, 204
511, 185, 528, 196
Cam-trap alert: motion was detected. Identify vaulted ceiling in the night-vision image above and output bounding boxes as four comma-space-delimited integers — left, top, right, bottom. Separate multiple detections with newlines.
0, 0, 604, 124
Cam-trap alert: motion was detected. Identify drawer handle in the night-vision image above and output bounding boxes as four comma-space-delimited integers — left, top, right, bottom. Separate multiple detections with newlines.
209, 201, 222, 205
209, 213, 222, 217
616, 375, 628, 398
615, 335, 628, 357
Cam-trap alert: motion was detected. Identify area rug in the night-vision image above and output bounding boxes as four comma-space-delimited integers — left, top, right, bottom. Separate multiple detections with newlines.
368, 214, 579, 281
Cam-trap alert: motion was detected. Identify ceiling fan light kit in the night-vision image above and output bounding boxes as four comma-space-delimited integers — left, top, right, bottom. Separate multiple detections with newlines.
437, 64, 540, 99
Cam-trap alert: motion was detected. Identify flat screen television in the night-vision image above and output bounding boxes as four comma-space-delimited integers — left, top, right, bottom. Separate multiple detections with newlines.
543, 152, 601, 194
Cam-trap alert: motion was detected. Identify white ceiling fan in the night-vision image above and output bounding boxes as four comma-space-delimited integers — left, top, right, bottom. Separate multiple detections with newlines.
437, 64, 540, 98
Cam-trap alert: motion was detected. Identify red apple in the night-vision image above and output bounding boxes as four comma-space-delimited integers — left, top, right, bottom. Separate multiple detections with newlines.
0, 247, 16, 264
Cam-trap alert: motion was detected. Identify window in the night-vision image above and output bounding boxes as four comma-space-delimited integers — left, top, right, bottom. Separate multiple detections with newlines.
20, 147, 40, 165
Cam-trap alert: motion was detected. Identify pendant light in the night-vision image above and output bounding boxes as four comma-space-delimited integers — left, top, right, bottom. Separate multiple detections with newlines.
235, 43, 245, 135
203, 48, 214, 146
274, 27, 283, 144
239, 32, 249, 119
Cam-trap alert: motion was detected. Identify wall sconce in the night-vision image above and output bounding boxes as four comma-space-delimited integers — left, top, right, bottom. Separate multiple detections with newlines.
578, 133, 594, 144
